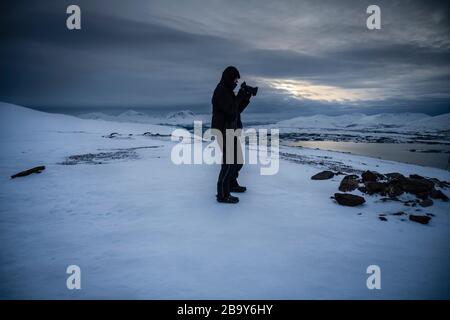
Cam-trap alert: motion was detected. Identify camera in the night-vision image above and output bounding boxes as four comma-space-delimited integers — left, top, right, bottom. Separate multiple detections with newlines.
241, 82, 258, 96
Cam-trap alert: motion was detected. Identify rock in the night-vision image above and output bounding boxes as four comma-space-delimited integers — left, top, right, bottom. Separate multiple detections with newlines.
419, 199, 433, 207
415, 192, 430, 200
311, 170, 334, 180
430, 189, 449, 202
364, 181, 387, 195
379, 216, 388, 221
385, 176, 404, 195
380, 197, 400, 202
429, 178, 450, 189
338, 175, 359, 192
334, 193, 366, 207
106, 132, 119, 138
409, 174, 425, 180
357, 186, 367, 194
400, 178, 434, 196
385, 172, 405, 181
403, 200, 417, 207
392, 211, 406, 216
361, 170, 379, 182
385, 181, 404, 197
11, 166, 46, 179
409, 215, 431, 225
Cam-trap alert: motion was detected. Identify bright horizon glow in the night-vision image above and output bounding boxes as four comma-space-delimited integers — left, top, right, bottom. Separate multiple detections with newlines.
260, 78, 376, 103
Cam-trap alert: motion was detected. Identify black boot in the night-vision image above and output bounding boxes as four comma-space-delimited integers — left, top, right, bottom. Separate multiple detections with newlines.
216, 194, 239, 203
230, 181, 247, 193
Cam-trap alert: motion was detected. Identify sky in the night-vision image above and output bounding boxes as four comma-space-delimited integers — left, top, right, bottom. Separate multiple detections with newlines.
1, 0, 449, 115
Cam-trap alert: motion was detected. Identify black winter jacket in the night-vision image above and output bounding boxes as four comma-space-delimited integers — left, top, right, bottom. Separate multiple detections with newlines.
211, 67, 250, 132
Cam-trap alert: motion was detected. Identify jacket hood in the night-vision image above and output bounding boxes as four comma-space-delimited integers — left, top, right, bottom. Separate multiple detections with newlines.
220, 66, 240, 90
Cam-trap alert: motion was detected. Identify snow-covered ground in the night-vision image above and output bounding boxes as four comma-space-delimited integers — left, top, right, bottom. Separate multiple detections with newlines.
0, 102, 449, 299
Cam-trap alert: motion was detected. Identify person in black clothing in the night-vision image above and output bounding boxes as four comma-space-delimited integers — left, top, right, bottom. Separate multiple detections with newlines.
211, 66, 252, 203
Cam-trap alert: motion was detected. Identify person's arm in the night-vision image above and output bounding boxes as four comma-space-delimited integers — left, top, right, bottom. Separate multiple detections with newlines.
236, 88, 251, 113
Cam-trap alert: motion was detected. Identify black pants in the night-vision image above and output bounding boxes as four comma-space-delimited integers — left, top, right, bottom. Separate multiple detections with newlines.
217, 136, 243, 198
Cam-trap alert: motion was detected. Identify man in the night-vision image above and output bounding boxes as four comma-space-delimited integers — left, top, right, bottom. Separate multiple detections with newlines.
211, 66, 252, 203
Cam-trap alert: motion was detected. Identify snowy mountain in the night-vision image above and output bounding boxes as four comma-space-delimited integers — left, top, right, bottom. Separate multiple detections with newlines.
407, 113, 450, 131
166, 110, 196, 120
354, 113, 429, 128
78, 109, 210, 126
276, 112, 448, 131
118, 110, 147, 117
79, 109, 155, 124
77, 112, 111, 120
277, 113, 366, 129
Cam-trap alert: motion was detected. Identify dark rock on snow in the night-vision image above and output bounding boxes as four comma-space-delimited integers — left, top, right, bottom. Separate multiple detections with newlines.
415, 191, 430, 200
419, 199, 434, 207
409, 215, 431, 225
334, 193, 366, 207
311, 170, 335, 180
409, 174, 425, 180
338, 175, 359, 192
400, 178, 434, 196
430, 189, 449, 202
364, 181, 387, 195
11, 166, 46, 179
357, 186, 367, 193
385, 172, 405, 181
385, 182, 404, 198
361, 170, 379, 182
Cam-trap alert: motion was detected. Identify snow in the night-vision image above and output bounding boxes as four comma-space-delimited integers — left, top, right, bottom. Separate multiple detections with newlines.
408, 113, 450, 131
354, 112, 430, 128
277, 113, 366, 129
0, 102, 449, 299
166, 110, 196, 120
276, 112, 449, 132
79, 108, 210, 127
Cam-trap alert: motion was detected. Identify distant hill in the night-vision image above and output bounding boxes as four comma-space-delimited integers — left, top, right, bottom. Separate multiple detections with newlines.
277, 112, 449, 131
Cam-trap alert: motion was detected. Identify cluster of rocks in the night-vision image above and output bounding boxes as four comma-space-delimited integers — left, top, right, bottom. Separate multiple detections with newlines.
312, 169, 449, 225
338, 171, 448, 203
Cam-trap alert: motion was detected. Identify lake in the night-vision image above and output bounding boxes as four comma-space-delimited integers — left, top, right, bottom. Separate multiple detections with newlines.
288, 141, 450, 170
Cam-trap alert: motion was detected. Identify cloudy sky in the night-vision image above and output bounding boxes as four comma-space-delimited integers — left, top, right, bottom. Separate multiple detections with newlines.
1, 0, 449, 115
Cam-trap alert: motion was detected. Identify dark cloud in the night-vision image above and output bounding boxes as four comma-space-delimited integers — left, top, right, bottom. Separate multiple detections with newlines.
0, 0, 449, 115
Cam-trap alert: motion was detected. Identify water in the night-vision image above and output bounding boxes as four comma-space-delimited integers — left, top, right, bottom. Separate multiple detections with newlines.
289, 141, 450, 169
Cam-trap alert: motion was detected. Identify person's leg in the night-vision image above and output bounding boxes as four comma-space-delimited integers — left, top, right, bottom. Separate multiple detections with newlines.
216, 133, 239, 202
217, 163, 231, 197
230, 136, 246, 191
230, 163, 243, 186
